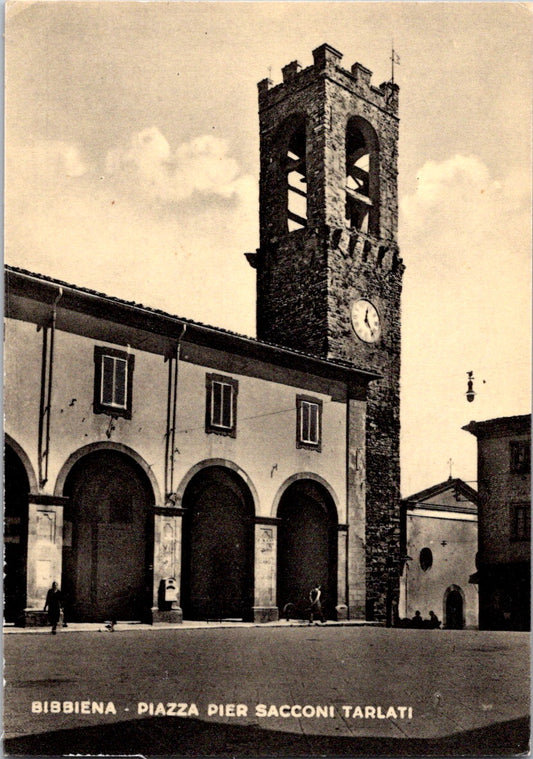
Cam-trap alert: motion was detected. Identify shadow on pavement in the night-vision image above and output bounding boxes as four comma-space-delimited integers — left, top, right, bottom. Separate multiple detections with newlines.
4, 714, 530, 757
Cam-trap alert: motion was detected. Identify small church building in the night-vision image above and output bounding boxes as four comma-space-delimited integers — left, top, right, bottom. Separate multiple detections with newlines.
399, 478, 478, 629
4, 44, 404, 626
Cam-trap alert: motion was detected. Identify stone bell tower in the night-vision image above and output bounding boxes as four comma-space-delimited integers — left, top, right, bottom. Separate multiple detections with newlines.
248, 44, 404, 622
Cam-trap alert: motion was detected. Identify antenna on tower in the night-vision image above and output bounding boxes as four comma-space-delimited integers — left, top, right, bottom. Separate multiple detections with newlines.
390, 42, 400, 85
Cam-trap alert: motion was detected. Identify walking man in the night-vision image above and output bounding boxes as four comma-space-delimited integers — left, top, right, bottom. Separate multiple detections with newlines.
44, 581, 63, 634
309, 584, 326, 625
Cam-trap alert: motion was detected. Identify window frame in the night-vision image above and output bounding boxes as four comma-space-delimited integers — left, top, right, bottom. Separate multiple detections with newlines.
510, 502, 530, 542
93, 346, 134, 419
205, 373, 238, 438
510, 441, 530, 474
296, 394, 322, 451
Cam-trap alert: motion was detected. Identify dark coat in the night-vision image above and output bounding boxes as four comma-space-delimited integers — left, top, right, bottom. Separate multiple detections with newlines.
44, 588, 62, 623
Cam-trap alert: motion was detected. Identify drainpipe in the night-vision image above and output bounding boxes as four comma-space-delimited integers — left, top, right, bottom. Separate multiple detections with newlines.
39, 287, 63, 488
168, 324, 186, 499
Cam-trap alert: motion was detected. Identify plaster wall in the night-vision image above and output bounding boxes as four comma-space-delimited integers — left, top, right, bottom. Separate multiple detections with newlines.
402, 512, 478, 628
5, 316, 349, 520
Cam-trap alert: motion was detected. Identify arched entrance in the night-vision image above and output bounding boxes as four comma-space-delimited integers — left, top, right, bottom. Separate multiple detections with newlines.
4, 445, 30, 622
277, 479, 338, 619
181, 466, 255, 621
61, 450, 154, 622
445, 586, 464, 629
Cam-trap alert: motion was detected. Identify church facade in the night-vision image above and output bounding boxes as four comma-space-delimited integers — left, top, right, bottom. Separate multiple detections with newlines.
4, 44, 403, 626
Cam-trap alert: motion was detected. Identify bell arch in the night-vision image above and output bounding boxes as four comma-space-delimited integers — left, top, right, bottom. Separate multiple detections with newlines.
345, 115, 380, 236
262, 111, 308, 236
284, 114, 308, 232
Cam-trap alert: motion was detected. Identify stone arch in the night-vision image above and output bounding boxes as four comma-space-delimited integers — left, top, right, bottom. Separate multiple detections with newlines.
272, 472, 340, 520
264, 111, 308, 235
180, 464, 256, 621
444, 584, 466, 630
4, 434, 38, 493
4, 436, 33, 621
276, 476, 339, 619
59, 446, 156, 622
174, 458, 260, 515
54, 441, 162, 506
345, 115, 380, 236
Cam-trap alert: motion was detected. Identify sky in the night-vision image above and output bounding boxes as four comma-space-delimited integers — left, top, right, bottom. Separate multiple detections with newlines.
5, 1, 531, 495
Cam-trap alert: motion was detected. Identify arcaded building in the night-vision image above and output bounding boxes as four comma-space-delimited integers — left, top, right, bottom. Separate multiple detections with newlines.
463, 415, 530, 631
4, 44, 403, 626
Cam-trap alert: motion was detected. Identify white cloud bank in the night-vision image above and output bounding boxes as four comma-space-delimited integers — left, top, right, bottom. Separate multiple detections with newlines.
5, 131, 258, 334
105, 128, 254, 205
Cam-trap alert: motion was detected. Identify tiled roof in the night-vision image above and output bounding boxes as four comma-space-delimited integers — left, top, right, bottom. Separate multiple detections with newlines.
5, 264, 379, 380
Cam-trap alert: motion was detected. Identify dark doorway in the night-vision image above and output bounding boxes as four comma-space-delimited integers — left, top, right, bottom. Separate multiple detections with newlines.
4, 445, 30, 622
62, 450, 154, 622
277, 480, 338, 619
181, 467, 255, 621
445, 588, 464, 629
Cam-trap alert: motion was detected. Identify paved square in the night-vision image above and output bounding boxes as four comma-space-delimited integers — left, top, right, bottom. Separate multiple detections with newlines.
3, 626, 529, 756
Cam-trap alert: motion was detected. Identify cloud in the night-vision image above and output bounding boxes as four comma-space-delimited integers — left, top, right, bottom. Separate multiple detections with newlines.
401, 154, 530, 271
26, 139, 89, 179
5, 133, 258, 335
105, 128, 251, 205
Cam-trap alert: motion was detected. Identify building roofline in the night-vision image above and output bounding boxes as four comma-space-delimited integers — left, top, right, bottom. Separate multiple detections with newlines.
5, 265, 381, 386
402, 477, 478, 505
462, 414, 531, 439
401, 477, 478, 509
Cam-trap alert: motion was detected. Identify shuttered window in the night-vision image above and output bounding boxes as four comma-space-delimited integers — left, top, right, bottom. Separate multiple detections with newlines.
206, 373, 238, 437
94, 346, 134, 419
296, 395, 322, 451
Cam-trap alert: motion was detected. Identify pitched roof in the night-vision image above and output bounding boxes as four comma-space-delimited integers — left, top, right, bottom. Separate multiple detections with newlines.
402, 477, 478, 514
5, 265, 380, 386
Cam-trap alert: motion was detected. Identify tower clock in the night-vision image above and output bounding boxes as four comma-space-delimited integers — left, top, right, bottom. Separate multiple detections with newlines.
248, 44, 404, 622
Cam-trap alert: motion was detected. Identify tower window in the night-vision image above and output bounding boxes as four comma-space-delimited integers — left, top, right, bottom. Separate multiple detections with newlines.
205, 373, 238, 438
296, 395, 322, 450
345, 118, 379, 235
93, 346, 134, 419
286, 125, 307, 232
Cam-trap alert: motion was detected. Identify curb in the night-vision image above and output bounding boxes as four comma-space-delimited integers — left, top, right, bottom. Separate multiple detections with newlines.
4, 620, 384, 634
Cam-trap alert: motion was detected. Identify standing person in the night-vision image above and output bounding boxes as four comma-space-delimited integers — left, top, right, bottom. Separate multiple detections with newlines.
44, 581, 63, 634
308, 584, 326, 625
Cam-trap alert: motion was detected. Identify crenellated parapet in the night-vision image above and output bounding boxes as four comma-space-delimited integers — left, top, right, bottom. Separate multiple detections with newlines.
258, 44, 399, 118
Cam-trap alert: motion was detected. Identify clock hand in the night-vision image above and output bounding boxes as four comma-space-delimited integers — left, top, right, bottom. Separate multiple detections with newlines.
364, 309, 375, 335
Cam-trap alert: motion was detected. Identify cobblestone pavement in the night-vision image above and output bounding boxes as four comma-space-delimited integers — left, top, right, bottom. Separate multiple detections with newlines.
3, 626, 529, 756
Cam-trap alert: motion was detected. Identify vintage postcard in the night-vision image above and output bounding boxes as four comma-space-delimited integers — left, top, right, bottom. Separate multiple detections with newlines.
3, 2, 530, 757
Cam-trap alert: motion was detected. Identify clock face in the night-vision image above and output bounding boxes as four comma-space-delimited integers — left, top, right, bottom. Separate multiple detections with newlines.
350, 299, 381, 343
